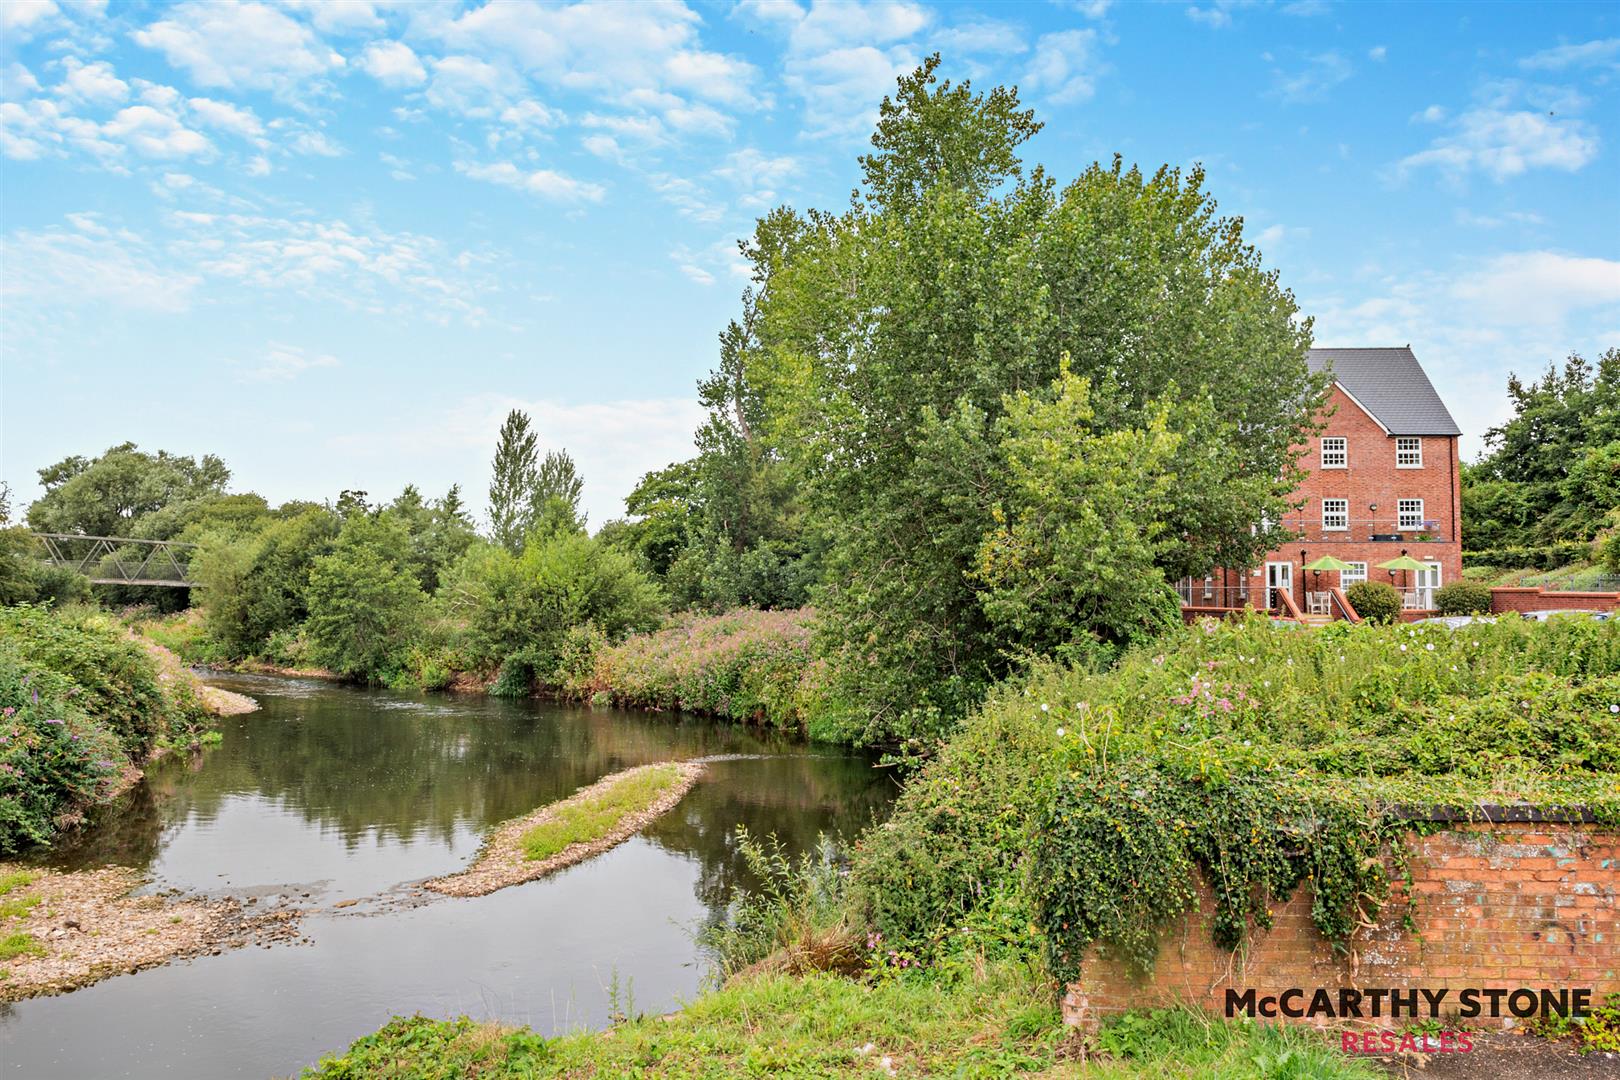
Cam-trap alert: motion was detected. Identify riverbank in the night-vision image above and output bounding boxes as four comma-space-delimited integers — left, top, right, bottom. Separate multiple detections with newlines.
426, 761, 704, 897
0, 863, 301, 1002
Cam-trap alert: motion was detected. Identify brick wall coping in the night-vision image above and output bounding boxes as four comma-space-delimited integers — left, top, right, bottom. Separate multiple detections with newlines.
1389, 803, 1599, 824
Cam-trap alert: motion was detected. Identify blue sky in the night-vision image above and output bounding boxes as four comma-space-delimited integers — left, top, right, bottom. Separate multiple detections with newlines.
3, 0, 1617, 528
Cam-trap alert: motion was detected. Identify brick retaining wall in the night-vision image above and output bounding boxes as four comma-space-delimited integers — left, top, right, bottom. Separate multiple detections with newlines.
1062, 823, 1619, 1030
1491, 587, 1620, 615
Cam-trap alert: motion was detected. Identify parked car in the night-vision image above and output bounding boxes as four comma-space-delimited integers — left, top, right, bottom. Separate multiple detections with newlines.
1521, 609, 1612, 622
1416, 615, 1497, 629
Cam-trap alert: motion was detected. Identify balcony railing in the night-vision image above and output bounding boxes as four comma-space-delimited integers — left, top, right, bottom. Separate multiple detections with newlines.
1275, 517, 1449, 544
1175, 579, 1259, 609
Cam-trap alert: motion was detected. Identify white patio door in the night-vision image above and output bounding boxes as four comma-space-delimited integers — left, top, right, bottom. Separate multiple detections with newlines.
1414, 562, 1442, 609
1265, 562, 1292, 611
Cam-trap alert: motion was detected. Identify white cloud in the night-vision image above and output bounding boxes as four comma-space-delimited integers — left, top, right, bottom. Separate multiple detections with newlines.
2, 64, 42, 101
1397, 108, 1598, 181
102, 105, 211, 158
1413, 104, 1446, 123
288, 128, 343, 156
425, 54, 518, 117
238, 343, 340, 382
1368, 45, 1387, 62
1, 220, 199, 312
56, 58, 128, 105
1273, 51, 1352, 103
359, 40, 427, 87
454, 159, 605, 203
677, 262, 714, 285
1186, 1, 1256, 29
786, 44, 918, 138
500, 99, 564, 131
187, 97, 264, 141
1023, 30, 1100, 105
1520, 38, 1620, 71
786, 0, 929, 54
281, 0, 384, 35
0, 1, 62, 41
1308, 251, 1620, 455
133, 2, 345, 94
933, 21, 1028, 57
1450, 252, 1620, 326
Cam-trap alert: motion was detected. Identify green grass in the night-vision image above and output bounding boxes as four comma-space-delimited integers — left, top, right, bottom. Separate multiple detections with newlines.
0, 870, 37, 897
0, 896, 39, 921
303, 963, 1380, 1079
0, 931, 44, 962
519, 765, 682, 863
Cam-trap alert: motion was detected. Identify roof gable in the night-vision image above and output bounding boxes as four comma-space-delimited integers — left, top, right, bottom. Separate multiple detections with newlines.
1307, 347, 1462, 436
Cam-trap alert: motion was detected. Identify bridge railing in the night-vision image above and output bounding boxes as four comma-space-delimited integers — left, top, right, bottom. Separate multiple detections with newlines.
33, 533, 198, 588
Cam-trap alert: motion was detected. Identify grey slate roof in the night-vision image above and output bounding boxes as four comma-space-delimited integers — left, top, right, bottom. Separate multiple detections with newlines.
1307, 347, 1462, 436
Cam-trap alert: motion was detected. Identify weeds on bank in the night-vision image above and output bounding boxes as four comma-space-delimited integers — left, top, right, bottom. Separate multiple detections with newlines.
0, 931, 44, 962
518, 765, 682, 862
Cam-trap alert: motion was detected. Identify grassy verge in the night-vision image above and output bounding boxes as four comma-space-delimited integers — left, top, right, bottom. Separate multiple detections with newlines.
303, 962, 1378, 1079
520, 764, 682, 861
580, 608, 823, 735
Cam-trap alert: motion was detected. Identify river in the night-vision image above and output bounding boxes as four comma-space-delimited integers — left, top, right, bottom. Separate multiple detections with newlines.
0, 674, 895, 1079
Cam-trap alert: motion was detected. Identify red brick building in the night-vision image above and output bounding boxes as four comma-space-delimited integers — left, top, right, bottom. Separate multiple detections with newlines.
1180, 347, 1463, 618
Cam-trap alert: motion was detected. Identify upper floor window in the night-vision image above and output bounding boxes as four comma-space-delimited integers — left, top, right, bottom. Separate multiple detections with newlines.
1322, 498, 1349, 531
1398, 499, 1425, 531
1396, 437, 1422, 468
1320, 437, 1347, 469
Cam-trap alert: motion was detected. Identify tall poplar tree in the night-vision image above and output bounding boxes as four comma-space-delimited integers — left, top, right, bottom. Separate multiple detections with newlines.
488, 410, 538, 554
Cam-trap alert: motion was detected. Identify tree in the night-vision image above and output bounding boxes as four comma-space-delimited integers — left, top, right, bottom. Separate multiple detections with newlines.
1466, 348, 1619, 547
193, 507, 340, 657
730, 61, 1321, 744
304, 514, 426, 681
27, 442, 229, 537
531, 449, 585, 537
488, 410, 539, 554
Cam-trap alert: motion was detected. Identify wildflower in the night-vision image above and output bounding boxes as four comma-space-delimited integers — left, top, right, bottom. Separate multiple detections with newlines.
1425, 643, 1435, 652
44, 718, 64, 726
1040, 703, 1049, 713
1399, 644, 1407, 652
1056, 727, 1066, 737
1611, 704, 1619, 714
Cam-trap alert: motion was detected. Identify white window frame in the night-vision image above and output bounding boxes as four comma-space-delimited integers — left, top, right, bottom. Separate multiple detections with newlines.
1397, 499, 1425, 531
1396, 437, 1422, 468
1320, 436, 1348, 469
1321, 498, 1349, 532
1341, 561, 1367, 587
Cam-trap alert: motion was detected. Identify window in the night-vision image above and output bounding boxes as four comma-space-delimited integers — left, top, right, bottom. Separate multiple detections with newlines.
1322, 498, 1349, 531
1396, 437, 1422, 468
1341, 561, 1367, 587
1320, 437, 1347, 468
1398, 499, 1425, 530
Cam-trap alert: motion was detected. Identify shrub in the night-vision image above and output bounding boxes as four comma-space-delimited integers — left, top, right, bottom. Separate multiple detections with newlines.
699, 828, 855, 980
1345, 580, 1401, 624
0, 641, 124, 852
1434, 580, 1494, 615
1462, 542, 1592, 571
585, 609, 819, 732
304, 515, 427, 682
1602, 531, 1620, 576
0, 604, 172, 754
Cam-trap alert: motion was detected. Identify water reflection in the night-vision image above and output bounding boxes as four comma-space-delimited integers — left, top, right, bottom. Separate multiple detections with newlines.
3, 675, 895, 1079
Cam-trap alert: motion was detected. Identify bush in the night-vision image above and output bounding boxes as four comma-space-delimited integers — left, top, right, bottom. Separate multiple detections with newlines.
1345, 580, 1401, 624
584, 609, 819, 732
0, 643, 124, 852
1462, 542, 1592, 571
1434, 580, 1494, 615
1602, 531, 1620, 576
0, 605, 173, 755
304, 515, 427, 682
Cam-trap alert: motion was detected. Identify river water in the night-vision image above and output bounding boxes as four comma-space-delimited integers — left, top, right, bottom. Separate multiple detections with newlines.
0, 674, 895, 1079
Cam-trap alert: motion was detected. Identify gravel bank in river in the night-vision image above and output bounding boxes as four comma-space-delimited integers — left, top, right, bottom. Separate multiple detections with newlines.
425, 762, 705, 898
0, 864, 303, 1002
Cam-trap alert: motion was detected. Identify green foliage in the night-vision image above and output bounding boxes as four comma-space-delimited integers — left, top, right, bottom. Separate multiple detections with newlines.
1433, 580, 1494, 615
1462, 541, 1595, 571
0, 931, 46, 962
26, 442, 230, 538
0, 604, 177, 755
730, 63, 1321, 745
304, 515, 427, 682
193, 507, 340, 657
846, 673, 1060, 956
518, 764, 681, 862
1602, 530, 1620, 576
852, 615, 1620, 984
0, 640, 122, 852
452, 531, 663, 685
488, 409, 539, 555
1344, 580, 1400, 624
1094, 1008, 1380, 1079
1464, 348, 1619, 547
585, 608, 818, 732
1580, 994, 1620, 1054
699, 828, 851, 979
